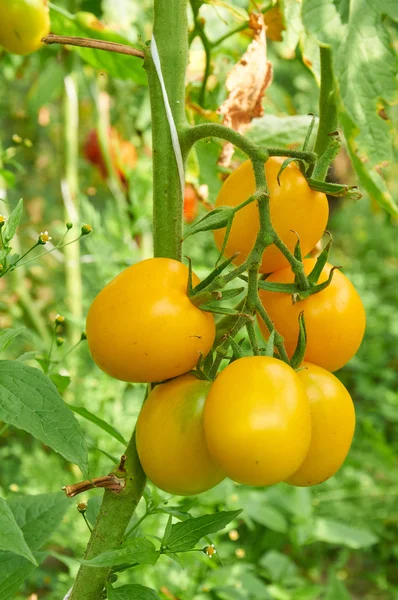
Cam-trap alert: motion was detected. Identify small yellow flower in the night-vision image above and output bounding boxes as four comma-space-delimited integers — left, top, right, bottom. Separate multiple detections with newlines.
229, 529, 239, 541
56, 336, 65, 347
81, 224, 93, 235
12, 134, 22, 144
77, 502, 87, 513
0, 215, 6, 227
204, 543, 217, 558
235, 548, 245, 559
39, 231, 52, 245
55, 314, 65, 325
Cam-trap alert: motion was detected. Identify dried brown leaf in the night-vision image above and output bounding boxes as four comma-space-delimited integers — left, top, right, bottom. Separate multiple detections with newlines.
217, 12, 273, 167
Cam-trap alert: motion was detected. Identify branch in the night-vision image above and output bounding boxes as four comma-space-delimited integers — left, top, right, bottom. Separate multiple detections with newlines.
41, 34, 145, 59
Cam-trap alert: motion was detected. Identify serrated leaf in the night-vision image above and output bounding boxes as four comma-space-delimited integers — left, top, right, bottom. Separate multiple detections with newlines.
49, 6, 146, 85
0, 551, 46, 600
313, 518, 378, 549
108, 584, 161, 600
7, 492, 70, 551
0, 498, 36, 564
0, 361, 88, 476
80, 537, 159, 568
3, 198, 23, 243
69, 405, 127, 445
302, 0, 398, 214
248, 115, 318, 148
0, 327, 24, 354
164, 510, 241, 552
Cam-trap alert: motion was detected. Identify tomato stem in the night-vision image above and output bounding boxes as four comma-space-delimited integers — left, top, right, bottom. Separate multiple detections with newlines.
313, 46, 339, 180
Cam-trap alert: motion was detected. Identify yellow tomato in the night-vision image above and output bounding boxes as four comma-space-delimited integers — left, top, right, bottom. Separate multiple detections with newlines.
0, 0, 50, 55
213, 157, 328, 273
86, 258, 215, 383
136, 374, 225, 495
286, 363, 355, 486
258, 259, 366, 372
203, 356, 311, 486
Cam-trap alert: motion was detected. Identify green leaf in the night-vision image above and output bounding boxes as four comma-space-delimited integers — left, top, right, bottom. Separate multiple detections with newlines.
313, 518, 378, 549
80, 537, 159, 568
302, 0, 398, 215
164, 509, 241, 552
246, 504, 287, 533
0, 361, 88, 476
3, 199, 23, 243
290, 312, 307, 370
248, 115, 318, 148
0, 493, 68, 597
324, 574, 351, 600
69, 405, 127, 445
49, 6, 146, 85
183, 206, 234, 238
49, 374, 71, 394
7, 492, 70, 551
0, 552, 46, 600
108, 584, 161, 600
0, 327, 24, 354
260, 550, 298, 583
0, 498, 36, 564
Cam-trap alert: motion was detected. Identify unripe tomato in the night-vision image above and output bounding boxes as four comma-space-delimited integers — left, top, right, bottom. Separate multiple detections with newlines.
86, 258, 216, 383
183, 185, 198, 223
136, 374, 225, 495
258, 259, 366, 372
286, 363, 355, 486
0, 0, 50, 55
203, 356, 311, 486
213, 157, 328, 274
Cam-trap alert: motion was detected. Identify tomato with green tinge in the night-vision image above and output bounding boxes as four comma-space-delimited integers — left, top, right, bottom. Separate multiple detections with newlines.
213, 157, 328, 274
86, 258, 216, 383
136, 374, 225, 495
0, 0, 50, 55
286, 362, 355, 486
258, 259, 366, 372
203, 356, 311, 486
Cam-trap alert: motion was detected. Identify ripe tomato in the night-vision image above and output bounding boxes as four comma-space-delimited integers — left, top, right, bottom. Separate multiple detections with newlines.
0, 0, 50, 55
258, 259, 366, 372
286, 363, 355, 486
136, 374, 225, 495
213, 157, 328, 274
184, 185, 198, 223
86, 258, 215, 383
203, 356, 311, 486
83, 128, 137, 186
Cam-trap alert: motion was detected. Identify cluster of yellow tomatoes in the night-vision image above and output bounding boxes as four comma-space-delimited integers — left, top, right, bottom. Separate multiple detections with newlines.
86, 157, 366, 496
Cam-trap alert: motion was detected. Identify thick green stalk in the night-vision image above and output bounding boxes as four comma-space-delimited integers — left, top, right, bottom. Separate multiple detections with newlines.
314, 46, 338, 179
145, 0, 189, 259
62, 72, 83, 354
69, 434, 146, 599
69, 2, 189, 598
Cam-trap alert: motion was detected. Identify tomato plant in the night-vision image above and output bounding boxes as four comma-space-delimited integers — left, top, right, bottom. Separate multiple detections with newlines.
0, 0, 50, 55
203, 356, 311, 486
136, 374, 225, 495
286, 362, 356, 487
213, 157, 329, 273
258, 259, 366, 371
86, 257, 216, 383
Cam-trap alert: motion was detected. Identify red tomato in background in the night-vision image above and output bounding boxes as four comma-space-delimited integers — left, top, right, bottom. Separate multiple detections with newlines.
83, 127, 137, 186
184, 184, 199, 223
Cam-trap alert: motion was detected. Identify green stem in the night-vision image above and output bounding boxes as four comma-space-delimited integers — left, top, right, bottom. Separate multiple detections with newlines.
69, 433, 146, 600
70, 2, 189, 598
145, 0, 189, 259
313, 46, 338, 180
62, 72, 84, 356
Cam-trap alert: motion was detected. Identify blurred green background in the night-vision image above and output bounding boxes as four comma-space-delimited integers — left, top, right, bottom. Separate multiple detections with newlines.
0, 0, 397, 598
